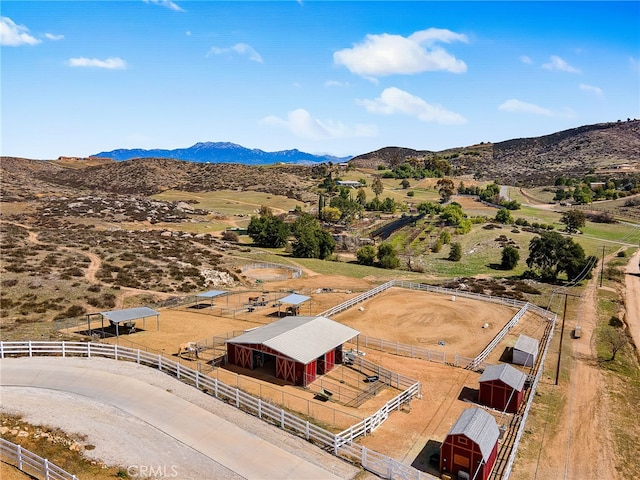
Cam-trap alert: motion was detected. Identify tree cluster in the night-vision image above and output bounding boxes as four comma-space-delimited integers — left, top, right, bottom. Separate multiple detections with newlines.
356, 243, 400, 269
525, 231, 597, 282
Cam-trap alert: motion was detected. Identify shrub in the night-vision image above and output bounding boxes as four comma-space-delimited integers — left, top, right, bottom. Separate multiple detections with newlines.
448, 242, 462, 261
501, 245, 520, 270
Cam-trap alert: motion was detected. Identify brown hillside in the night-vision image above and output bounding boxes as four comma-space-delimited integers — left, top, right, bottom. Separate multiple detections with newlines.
350, 120, 640, 185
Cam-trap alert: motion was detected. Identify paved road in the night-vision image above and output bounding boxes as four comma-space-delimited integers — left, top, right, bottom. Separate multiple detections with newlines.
0, 359, 344, 480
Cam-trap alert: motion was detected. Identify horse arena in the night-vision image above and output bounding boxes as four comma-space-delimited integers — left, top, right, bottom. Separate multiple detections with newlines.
63, 270, 551, 477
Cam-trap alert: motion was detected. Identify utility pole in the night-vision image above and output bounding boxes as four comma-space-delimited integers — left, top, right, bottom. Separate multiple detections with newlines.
554, 289, 582, 386
599, 245, 606, 288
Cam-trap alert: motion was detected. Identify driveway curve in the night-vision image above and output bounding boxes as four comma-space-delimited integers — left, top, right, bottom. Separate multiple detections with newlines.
0, 357, 355, 480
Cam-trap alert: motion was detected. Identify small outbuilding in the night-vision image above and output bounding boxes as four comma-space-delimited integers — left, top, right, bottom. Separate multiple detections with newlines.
512, 334, 539, 367
194, 289, 227, 308
87, 307, 160, 338
478, 363, 526, 413
226, 316, 359, 387
440, 408, 500, 480
277, 293, 311, 316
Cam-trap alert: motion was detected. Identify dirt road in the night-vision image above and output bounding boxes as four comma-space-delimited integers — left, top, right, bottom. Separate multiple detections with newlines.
625, 249, 640, 360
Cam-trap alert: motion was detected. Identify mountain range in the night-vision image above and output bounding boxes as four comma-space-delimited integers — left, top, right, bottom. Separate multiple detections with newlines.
93, 142, 350, 165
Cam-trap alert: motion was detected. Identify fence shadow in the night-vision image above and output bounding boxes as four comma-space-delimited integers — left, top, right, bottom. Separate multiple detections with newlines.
458, 386, 478, 403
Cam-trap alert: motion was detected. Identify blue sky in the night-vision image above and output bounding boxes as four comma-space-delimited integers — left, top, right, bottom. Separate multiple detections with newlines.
2, 1, 639, 159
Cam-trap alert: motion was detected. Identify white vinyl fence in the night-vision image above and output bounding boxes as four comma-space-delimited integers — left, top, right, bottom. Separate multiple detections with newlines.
241, 262, 302, 280
0, 341, 434, 480
0, 438, 78, 480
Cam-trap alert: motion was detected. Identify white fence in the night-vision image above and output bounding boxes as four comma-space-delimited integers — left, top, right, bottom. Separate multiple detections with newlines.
0, 438, 77, 480
320, 280, 395, 317
241, 262, 302, 280
0, 341, 434, 480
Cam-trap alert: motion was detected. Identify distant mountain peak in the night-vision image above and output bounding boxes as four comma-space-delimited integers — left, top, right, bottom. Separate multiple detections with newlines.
94, 142, 350, 165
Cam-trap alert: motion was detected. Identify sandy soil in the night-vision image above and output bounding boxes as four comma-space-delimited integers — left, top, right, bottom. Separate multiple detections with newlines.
624, 249, 640, 360
333, 287, 518, 357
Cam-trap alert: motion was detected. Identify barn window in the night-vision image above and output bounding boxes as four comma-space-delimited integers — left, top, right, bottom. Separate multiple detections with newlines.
458, 437, 468, 445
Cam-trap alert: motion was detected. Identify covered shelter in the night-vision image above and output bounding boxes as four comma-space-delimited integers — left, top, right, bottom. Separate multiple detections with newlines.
226, 316, 359, 387
440, 408, 500, 480
277, 293, 311, 316
87, 307, 160, 338
512, 334, 539, 367
478, 363, 526, 413
194, 289, 227, 308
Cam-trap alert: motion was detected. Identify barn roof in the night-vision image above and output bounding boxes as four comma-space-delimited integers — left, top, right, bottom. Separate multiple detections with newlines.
195, 290, 226, 298
278, 293, 311, 305
479, 363, 526, 392
227, 316, 359, 364
514, 334, 539, 355
448, 408, 500, 461
100, 307, 159, 324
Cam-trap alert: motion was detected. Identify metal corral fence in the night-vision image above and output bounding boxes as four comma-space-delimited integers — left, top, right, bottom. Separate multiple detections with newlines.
241, 262, 303, 280
320, 280, 396, 317
0, 438, 78, 480
498, 315, 556, 480
0, 341, 434, 480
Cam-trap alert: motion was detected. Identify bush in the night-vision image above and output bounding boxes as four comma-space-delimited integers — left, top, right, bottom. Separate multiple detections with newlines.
448, 242, 462, 261
501, 245, 520, 270
221, 230, 240, 242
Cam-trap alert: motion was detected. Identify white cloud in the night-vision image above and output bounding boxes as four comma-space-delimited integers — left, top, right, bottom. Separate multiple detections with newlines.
67, 57, 127, 69
542, 55, 581, 73
334, 28, 468, 77
520, 55, 533, 65
261, 109, 377, 140
324, 80, 349, 88
357, 87, 467, 125
207, 43, 263, 63
44, 33, 64, 41
579, 83, 603, 96
143, 0, 184, 12
1, 17, 41, 46
185, 30, 191, 36
498, 99, 575, 119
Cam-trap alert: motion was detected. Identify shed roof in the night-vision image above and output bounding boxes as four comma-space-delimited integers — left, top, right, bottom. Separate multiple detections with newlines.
448, 408, 500, 461
227, 316, 359, 364
514, 334, 539, 355
278, 293, 311, 305
479, 363, 526, 392
195, 290, 226, 299
100, 307, 159, 324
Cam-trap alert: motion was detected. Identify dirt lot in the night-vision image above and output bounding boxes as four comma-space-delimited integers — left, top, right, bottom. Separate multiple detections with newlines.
61, 277, 546, 479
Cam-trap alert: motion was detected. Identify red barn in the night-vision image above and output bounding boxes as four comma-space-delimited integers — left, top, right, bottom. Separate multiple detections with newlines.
478, 363, 526, 414
226, 316, 359, 387
440, 408, 500, 480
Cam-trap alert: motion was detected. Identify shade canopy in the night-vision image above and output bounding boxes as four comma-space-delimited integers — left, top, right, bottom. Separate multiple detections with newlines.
100, 307, 159, 324
278, 293, 310, 305
196, 290, 226, 299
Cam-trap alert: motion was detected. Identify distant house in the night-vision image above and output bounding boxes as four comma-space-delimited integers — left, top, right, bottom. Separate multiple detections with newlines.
478, 363, 527, 413
440, 408, 500, 480
589, 182, 606, 190
336, 180, 362, 188
512, 334, 539, 367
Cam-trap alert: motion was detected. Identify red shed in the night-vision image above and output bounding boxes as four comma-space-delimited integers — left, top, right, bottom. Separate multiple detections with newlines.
226, 316, 359, 387
440, 408, 500, 480
478, 363, 526, 414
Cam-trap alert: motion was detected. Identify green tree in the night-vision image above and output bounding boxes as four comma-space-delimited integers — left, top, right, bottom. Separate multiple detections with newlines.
526, 231, 594, 282
572, 185, 593, 204
436, 177, 455, 203
495, 208, 513, 224
377, 243, 400, 269
372, 176, 384, 197
321, 206, 342, 223
501, 245, 520, 270
560, 209, 586, 233
356, 244, 376, 266
356, 188, 367, 205
247, 207, 289, 247
290, 213, 335, 259
448, 242, 462, 261
401, 178, 411, 189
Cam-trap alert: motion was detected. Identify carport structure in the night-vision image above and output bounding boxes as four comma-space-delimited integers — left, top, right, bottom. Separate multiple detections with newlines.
276, 293, 311, 316
194, 289, 228, 308
226, 316, 359, 387
87, 307, 160, 338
